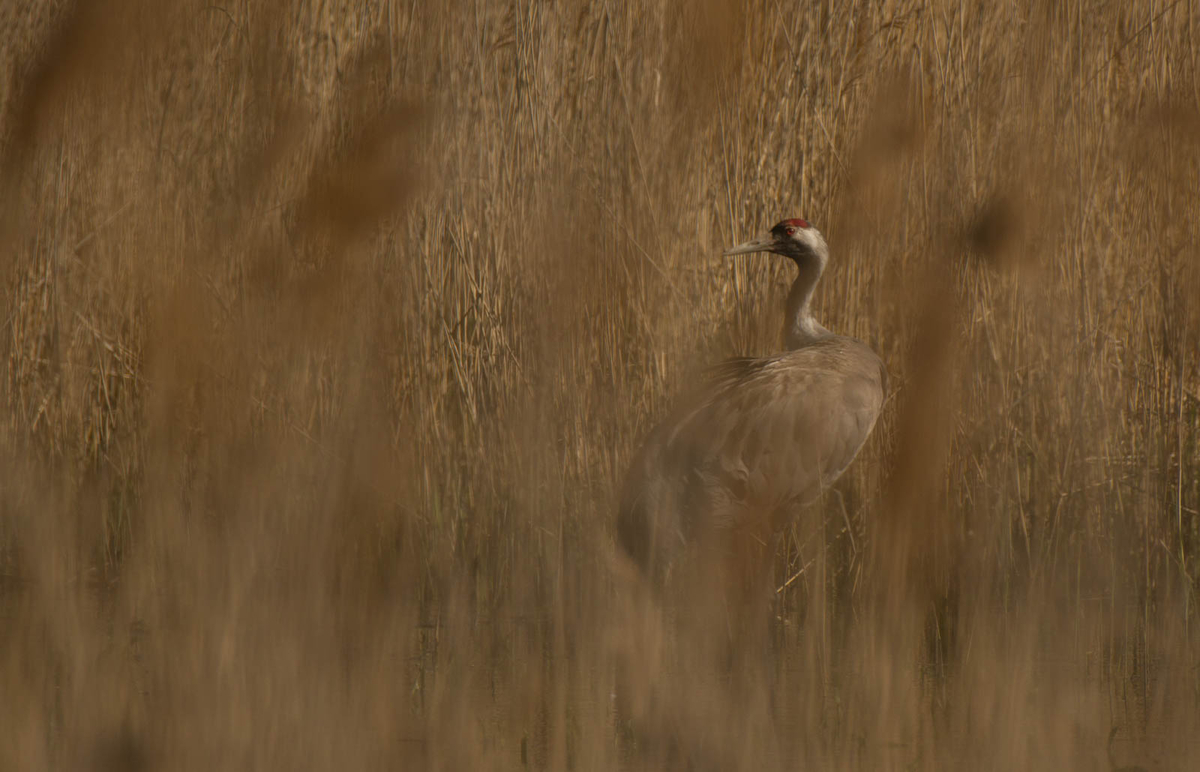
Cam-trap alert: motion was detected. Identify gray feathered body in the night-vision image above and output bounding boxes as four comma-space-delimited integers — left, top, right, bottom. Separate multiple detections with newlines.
617, 335, 886, 580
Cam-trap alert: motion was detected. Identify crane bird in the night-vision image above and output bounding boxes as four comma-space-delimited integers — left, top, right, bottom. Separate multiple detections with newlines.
617, 218, 886, 591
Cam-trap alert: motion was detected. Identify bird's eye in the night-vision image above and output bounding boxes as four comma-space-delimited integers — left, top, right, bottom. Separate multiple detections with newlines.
785, 227, 796, 236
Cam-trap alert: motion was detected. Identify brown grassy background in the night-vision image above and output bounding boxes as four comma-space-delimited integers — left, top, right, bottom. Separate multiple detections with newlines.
2, 0, 1199, 769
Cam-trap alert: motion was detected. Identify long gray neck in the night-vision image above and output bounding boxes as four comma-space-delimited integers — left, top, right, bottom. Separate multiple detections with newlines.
783, 255, 831, 349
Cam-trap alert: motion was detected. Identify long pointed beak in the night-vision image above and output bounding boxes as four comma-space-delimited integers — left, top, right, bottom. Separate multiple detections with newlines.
722, 232, 776, 256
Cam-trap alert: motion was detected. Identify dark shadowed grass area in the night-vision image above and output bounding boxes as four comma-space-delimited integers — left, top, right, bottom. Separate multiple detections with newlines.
2, 1, 1199, 769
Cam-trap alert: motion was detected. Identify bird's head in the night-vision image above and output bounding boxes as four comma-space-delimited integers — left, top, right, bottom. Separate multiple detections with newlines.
723, 218, 829, 268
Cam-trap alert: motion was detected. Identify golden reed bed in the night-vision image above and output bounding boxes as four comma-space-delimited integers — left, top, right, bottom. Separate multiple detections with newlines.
2, 2, 1198, 769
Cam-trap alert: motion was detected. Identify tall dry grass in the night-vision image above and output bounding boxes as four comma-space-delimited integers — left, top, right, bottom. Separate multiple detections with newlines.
2, 0, 1198, 769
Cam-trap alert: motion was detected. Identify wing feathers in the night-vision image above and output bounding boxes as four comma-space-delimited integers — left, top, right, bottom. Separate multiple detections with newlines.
662, 337, 884, 513
617, 336, 886, 575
